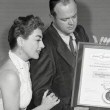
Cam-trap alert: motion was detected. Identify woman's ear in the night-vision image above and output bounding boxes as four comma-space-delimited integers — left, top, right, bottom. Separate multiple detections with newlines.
17, 36, 24, 47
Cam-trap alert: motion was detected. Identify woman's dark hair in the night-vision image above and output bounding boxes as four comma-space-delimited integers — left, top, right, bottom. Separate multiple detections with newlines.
49, 0, 76, 17
8, 15, 44, 50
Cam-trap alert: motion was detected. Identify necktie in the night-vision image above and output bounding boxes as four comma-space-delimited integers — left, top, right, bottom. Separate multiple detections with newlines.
69, 36, 77, 55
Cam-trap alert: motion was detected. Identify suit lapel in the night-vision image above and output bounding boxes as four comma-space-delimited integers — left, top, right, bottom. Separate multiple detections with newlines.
57, 41, 76, 68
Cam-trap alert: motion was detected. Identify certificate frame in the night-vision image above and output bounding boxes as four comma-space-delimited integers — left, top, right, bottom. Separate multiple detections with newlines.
71, 42, 110, 110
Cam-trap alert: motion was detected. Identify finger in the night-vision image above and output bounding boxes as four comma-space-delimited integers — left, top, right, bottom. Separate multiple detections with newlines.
106, 38, 110, 45
49, 93, 55, 97
42, 89, 49, 99
99, 36, 104, 44
51, 96, 58, 100
102, 37, 108, 44
55, 99, 60, 104
53, 99, 60, 105
92, 35, 98, 43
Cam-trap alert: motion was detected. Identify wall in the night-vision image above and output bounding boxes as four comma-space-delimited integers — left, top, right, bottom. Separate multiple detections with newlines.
0, 0, 110, 65
77, 0, 110, 41
0, 0, 49, 65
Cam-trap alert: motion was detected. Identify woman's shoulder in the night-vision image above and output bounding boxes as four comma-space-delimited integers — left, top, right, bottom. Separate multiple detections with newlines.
0, 59, 20, 88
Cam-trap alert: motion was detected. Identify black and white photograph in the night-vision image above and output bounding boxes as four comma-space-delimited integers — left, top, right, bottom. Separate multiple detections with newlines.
0, 0, 110, 110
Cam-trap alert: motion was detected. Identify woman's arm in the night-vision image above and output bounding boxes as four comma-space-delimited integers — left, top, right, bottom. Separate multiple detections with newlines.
0, 70, 20, 110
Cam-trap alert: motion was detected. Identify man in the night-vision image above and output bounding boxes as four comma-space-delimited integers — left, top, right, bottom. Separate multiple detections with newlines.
27, 0, 109, 110
27, 0, 89, 110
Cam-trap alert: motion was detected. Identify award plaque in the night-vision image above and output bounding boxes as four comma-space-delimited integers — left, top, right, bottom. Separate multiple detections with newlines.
71, 42, 110, 110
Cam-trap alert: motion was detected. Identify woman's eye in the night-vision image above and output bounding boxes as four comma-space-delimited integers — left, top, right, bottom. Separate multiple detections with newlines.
37, 39, 41, 42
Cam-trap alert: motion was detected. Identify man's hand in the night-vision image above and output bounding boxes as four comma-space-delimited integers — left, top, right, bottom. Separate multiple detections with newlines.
93, 35, 110, 45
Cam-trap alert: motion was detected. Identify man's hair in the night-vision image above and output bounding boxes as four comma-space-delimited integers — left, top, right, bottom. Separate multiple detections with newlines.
8, 15, 44, 50
49, 0, 76, 17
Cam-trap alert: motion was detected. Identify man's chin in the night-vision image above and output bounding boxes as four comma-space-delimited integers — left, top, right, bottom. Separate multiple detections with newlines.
67, 30, 75, 34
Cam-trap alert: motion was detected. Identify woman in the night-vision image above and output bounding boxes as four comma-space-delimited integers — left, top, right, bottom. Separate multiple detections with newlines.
0, 15, 60, 110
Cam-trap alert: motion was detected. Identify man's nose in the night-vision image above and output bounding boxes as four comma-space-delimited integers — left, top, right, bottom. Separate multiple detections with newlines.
68, 18, 74, 25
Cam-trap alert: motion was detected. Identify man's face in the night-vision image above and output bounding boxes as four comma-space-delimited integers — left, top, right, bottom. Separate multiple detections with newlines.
53, 1, 77, 35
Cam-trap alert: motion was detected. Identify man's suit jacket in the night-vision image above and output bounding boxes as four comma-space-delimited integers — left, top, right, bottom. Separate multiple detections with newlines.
27, 24, 89, 110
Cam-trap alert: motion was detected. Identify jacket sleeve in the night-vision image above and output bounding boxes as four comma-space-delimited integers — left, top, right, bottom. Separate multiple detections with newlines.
27, 45, 55, 109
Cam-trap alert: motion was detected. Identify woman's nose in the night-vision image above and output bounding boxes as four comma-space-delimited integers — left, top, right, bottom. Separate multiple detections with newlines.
41, 41, 45, 49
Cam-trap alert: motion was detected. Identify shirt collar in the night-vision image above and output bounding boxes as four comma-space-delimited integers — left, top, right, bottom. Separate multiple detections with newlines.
70, 33, 76, 40
9, 50, 30, 70
53, 24, 76, 45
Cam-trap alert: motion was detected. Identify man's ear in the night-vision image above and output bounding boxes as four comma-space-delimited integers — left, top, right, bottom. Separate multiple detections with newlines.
17, 36, 24, 47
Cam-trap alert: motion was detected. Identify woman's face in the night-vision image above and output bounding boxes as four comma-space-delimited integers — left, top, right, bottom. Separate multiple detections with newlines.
22, 28, 45, 60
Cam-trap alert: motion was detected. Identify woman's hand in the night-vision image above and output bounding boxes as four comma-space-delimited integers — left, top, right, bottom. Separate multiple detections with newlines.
41, 90, 60, 110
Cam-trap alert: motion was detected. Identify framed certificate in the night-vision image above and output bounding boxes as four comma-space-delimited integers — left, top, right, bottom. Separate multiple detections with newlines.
71, 42, 110, 109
